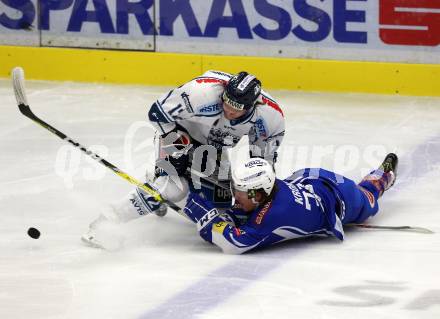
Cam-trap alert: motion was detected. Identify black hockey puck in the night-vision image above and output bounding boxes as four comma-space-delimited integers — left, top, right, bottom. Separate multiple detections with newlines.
27, 227, 40, 239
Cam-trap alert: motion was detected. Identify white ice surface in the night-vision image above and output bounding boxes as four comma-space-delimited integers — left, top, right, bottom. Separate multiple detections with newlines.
0, 79, 439, 319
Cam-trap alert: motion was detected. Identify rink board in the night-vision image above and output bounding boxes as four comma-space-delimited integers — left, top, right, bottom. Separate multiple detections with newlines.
0, 45, 439, 96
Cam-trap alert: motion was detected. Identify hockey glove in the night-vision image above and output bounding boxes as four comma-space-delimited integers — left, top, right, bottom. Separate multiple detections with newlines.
158, 130, 193, 176
183, 193, 235, 233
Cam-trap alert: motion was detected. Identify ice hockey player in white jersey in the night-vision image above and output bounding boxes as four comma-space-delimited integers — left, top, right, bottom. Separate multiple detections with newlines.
149, 70, 285, 165
82, 70, 285, 249
148, 70, 285, 207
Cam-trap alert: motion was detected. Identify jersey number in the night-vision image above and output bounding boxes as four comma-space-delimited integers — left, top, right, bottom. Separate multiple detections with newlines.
287, 180, 324, 212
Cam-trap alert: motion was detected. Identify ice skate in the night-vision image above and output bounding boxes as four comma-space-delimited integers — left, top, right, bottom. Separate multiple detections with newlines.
361, 153, 398, 196
81, 214, 109, 249
81, 230, 105, 249
379, 152, 398, 190
154, 203, 168, 217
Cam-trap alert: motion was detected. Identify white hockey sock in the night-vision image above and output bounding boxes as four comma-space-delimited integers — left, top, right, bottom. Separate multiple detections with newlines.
154, 175, 190, 209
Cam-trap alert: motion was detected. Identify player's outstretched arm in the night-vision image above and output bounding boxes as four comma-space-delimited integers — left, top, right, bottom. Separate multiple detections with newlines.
209, 222, 266, 255
183, 193, 266, 254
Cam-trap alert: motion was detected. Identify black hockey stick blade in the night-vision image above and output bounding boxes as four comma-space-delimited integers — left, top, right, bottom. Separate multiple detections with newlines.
13, 67, 68, 138
347, 223, 434, 234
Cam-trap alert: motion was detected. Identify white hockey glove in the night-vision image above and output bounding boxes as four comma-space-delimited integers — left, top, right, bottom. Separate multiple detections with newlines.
157, 130, 193, 176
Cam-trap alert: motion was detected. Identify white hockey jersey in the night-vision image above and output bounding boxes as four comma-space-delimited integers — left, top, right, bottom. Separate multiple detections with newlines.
147, 70, 285, 164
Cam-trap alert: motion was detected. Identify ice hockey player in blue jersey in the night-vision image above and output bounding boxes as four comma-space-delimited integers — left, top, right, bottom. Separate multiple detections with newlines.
183, 154, 398, 254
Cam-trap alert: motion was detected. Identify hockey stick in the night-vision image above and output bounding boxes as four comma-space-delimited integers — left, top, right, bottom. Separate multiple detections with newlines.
347, 223, 434, 234
11, 67, 185, 214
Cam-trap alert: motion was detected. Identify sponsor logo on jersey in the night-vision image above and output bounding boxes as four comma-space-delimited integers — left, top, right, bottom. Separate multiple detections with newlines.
199, 104, 221, 114
222, 124, 236, 131
180, 92, 193, 113
207, 127, 240, 150
254, 118, 267, 138
213, 221, 228, 234
255, 201, 272, 225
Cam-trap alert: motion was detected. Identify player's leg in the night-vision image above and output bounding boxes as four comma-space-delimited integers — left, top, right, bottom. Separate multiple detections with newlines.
156, 127, 233, 209
288, 153, 398, 224
335, 153, 398, 224
287, 168, 369, 224
150, 127, 194, 216
152, 126, 233, 214
81, 175, 189, 248
358, 153, 398, 200
352, 153, 398, 222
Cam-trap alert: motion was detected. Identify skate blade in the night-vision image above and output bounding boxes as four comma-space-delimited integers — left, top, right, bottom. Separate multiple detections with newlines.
81, 234, 105, 249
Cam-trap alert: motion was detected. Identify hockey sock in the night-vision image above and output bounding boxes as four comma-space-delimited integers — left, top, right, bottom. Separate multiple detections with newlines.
358, 168, 392, 199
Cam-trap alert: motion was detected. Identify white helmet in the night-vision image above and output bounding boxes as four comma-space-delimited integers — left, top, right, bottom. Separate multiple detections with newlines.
231, 158, 276, 197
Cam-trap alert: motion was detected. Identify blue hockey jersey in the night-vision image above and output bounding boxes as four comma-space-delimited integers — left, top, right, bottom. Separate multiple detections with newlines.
201, 174, 345, 254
